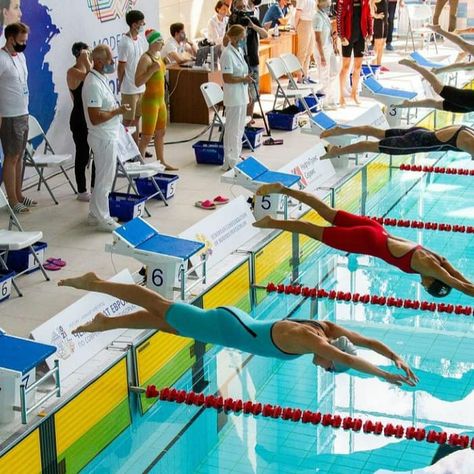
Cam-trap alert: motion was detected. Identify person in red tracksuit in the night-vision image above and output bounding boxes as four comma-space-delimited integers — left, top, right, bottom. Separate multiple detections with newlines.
337, 0, 372, 106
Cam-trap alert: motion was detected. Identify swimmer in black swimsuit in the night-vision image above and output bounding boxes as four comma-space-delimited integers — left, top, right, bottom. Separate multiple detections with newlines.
397, 58, 474, 114
320, 124, 474, 159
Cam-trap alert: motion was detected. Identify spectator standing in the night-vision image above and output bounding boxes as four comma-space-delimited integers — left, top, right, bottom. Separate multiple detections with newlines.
67, 42, 95, 202
82, 44, 130, 232
385, 0, 403, 51
117, 10, 147, 144
294, 0, 317, 83
433, 0, 459, 33
0, 22, 34, 213
313, 0, 340, 108
337, 0, 372, 106
220, 24, 253, 171
208, 1, 229, 45
135, 30, 177, 171
161, 23, 197, 65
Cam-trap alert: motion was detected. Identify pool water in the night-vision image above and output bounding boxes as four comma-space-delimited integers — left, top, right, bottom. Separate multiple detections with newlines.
83, 148, 474, 473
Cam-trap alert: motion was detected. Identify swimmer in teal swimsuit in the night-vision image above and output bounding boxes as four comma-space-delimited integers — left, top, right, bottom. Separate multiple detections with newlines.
59, 272, 418, 387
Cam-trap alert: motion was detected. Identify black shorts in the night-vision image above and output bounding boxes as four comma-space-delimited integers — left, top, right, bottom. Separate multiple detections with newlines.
341, 37, 365, 58
440, 85, 474, 113
378, 127, 460, 155
373, 0, 388, 39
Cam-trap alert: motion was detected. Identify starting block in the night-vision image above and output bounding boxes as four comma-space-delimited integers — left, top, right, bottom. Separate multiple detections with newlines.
0, 330, 58, 424
301, 111, 353, 147
221, 157, 301, 219
361, 76, 417, 126
106, 217, 205, 299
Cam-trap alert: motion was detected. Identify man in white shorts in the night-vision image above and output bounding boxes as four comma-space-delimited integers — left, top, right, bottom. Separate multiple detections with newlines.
117, 9, 147, 144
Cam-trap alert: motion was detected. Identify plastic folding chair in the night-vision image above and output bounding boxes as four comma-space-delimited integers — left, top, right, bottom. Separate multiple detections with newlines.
404, 4, 438, 53
0, 188, 49, 297
200, 82, 254, 150
23, 115, 77, 205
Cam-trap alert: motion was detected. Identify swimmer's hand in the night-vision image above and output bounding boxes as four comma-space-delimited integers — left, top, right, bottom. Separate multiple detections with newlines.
393, 356, 419, 385
382, 372, 415, 387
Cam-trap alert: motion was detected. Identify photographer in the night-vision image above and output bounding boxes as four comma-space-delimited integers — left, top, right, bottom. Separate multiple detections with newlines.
228, 0, 267, 119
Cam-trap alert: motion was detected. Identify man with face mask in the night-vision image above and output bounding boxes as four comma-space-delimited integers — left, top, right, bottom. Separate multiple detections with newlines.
0, 22, 35, 214
82, 44, 131, 232
117, 10, 147, 145
161, 23, 197, 65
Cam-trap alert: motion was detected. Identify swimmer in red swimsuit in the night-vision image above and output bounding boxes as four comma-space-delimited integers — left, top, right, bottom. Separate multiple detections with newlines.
253, 183, 474, 298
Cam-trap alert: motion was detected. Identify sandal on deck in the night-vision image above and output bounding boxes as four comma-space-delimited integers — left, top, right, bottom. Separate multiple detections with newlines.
21, 197, 38, 207
11, 203, 30, 214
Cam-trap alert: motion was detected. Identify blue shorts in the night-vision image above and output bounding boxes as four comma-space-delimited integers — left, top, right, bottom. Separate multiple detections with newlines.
165, 302, 301, 360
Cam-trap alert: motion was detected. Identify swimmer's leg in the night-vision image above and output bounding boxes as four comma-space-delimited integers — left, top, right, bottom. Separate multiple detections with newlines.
399, 59, 444, 95
320, 125, 386, 139
58, 272, 171, 314
322, 141, 380, 159
253, 216, 325, 240
72, 309, 178, 334
256, 184, 337, 223
397, 98, 443, 110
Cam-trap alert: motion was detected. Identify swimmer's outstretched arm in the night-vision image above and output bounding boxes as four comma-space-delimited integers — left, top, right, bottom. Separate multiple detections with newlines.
301, 332, 415, 387
324, 321, 418, 383
425, 264, 474, 297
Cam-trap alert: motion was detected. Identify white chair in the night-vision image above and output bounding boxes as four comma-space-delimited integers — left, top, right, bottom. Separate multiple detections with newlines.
23, 115, 77, 205
112, 125, 168, 214
404, 4, 438, 53
0, 188, 49, 297
200, 82, 254, 150
265, 57, 319, 113
280, 53, 318, 91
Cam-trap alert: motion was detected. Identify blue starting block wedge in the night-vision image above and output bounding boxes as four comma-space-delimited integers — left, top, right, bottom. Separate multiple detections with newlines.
0, 332, 57, 423
410, 51, 444, 69
107, 218, 205, 298
234, 157, 301, 190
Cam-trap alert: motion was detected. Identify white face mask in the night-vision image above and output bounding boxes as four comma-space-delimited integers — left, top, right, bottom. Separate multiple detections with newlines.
138, 25, 145, 34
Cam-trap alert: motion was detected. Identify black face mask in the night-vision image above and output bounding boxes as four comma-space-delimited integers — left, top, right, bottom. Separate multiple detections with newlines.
13, 42, 27, 53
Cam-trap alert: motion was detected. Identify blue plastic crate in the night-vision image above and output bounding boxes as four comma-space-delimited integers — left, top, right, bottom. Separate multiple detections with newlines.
109, 192, 147, 222
0, 270, 15, 302
6, 241, 48, 274
134, 173, 179, 200
192, 141, 224, 165
243, 126, 265, 149
266, 110, 299, 131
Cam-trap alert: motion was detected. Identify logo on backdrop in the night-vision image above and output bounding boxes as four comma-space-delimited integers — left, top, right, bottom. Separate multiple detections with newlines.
87, 0, 138, 22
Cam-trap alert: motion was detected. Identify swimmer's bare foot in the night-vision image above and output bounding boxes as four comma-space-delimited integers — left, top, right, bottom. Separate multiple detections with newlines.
397, 100, 411, 108
253, 215, 276, 229
351, 94, 361, 105
163, 163, 179, 171
398, 58, 416, 69
72, 312, 109, 334
321, 144, 340, 160
58, 272, 99, 291
340, 97, 346, 108
256, 182, 285, 196
321, 126, 345, 139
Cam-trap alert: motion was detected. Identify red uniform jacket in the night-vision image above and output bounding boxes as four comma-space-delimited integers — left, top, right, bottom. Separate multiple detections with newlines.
337, 0, 373, 41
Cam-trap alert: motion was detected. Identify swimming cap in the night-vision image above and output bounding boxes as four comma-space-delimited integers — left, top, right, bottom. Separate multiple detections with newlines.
330, 336, 357, 373
426, 279, 452, 298
145, 29, 163, 44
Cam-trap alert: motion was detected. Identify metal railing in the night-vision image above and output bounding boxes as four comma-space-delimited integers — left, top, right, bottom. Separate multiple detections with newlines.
19, 360, 60, 424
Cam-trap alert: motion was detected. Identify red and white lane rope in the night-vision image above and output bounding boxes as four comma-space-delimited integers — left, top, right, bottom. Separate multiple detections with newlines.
138, 386, 474, 449
264, 283, 473, 316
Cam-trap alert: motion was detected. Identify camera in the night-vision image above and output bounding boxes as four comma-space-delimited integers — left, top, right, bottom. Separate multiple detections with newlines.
234, 10, 252, 27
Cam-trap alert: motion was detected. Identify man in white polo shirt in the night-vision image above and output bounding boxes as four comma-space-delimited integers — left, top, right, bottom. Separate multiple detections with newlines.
161, 22, 197, 65
82, 44, 130, 232
0, 22, 35, 214
117, 9, 147, 144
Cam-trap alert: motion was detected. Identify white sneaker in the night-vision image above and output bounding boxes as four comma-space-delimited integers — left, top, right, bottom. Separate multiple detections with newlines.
97, 219, 120, 232
77, 192, 91, 202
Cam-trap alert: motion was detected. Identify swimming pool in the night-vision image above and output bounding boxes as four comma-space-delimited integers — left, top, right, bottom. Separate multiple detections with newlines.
83, 124, 474, 473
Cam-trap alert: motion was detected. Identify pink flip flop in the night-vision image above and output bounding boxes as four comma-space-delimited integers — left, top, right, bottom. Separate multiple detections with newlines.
213, 195, 229, 205
46, 258, 67, 267
195, 200, 216, 210
44, 262, 61, 271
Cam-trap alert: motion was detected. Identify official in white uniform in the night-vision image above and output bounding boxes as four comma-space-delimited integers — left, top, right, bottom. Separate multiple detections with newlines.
82, 44, 130, 232
220, 24, 252, 171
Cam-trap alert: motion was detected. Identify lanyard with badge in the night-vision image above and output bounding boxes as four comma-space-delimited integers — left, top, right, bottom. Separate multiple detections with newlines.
90, 69, 119, 107
2, 48, 28, 96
